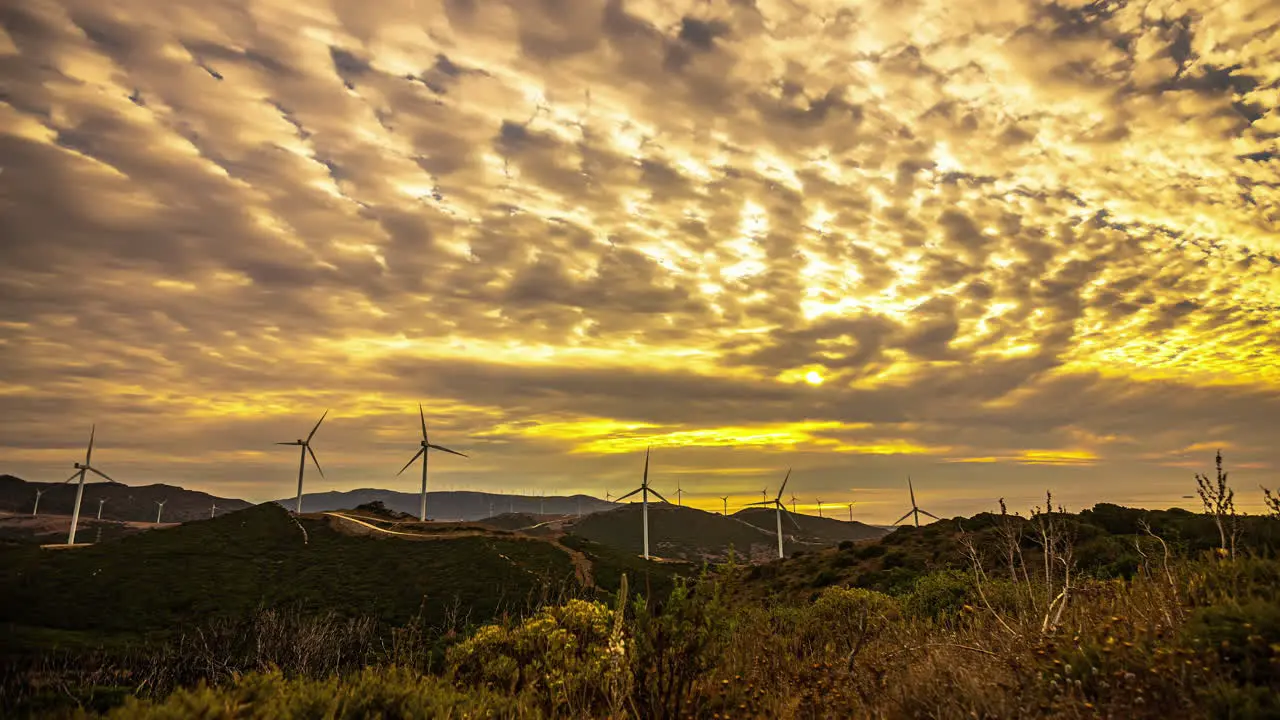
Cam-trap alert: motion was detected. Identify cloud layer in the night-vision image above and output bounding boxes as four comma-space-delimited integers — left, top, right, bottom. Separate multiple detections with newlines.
1, 0, 1278, 520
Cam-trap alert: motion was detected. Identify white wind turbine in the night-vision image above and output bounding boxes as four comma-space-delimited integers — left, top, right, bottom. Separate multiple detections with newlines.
155, 499, 167, 524
276, 411, 328, 515
615, 446, 671, 560
720, 495, 729, 516
893, 476, 941, 527
32, 488, 46, 516
96, 497, 106, 519
396, 404, 468, 522
744, 469, 800, 559
210, 502, 218, 518
64, 425, 118, 545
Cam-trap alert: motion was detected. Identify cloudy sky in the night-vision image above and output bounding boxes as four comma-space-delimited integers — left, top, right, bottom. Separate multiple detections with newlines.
1, 0, 1278, 522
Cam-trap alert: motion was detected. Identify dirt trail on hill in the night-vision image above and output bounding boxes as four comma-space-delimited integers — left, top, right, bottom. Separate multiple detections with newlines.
323, 512, 595, 588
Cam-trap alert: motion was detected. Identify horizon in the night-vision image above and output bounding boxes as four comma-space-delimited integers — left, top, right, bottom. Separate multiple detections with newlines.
1, 0, 1278, 525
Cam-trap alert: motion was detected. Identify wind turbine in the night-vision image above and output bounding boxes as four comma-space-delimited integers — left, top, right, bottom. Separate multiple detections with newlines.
155, 499, 167, 524
277, 411, 328, 515
397, 404, 467, 522
790, 493, 798, 514
744, 469, 799, 559
96, 498, 106, 520
615, 446, 671, 560
32, 488, 45, 516
817, 499, 824, 518
210, 502, 218, 519
720, 495, 729, 515
847, 502, 855, 522
65, 425, 118, 545
676, 480, 683, 507
760, 487, 768, 503
893, 476, 940, 527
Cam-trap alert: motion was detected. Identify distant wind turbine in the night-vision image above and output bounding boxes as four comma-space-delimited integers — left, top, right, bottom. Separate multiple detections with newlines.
155, 499, 167, 524
847, 502, 855, 522
817, 498, 824, 518
676, 480, 683, 507
276, 411, 328, 514
210, 502, 218, 519
397, 405, 468, 521
893, 476, 940, 527
790, 493, 798, 514
720, 495, 729, 515
760, 488, 768, 503
744, 469, 800, 559
65, 425, 118, 545
32, 488, 45, 516
616, 446, 671, 559
96, 498, 106, 520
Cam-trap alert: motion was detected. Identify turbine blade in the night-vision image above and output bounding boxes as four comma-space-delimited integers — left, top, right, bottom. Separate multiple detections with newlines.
642, 445, 650, 486
307, 445, 325, 478
86, 424, 96, 464
908, 476, 916, 506
649, 489, 671, 504
307, 410, 329, 443
64, 471, 81, 483
784, 506, 802, 529
616, 487, 642, 502
85, 466, 117, 484
275, 442, 299, 446
419, 403, 428, 441
919, 509, 942, 520
776, 467, 792, 499
428, 444, 468, 458
743, 500, 773, 506
893, 509, 915, 525
397, 447, 426, 476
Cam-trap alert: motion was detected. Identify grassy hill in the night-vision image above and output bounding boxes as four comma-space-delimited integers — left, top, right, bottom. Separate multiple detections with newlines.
276, 488, 617, 521
733, 507, 887, 543
0, 475, 252, 525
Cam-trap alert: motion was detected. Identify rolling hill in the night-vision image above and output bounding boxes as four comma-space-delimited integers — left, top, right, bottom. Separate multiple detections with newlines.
732, 506, 887, 543
274, 488, 617, 521
568, 503, 887, 563
0, 474, 253, 525
0, 503, 688, 640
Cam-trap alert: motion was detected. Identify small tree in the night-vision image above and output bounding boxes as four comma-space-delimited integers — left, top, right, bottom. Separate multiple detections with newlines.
1195, 450, 1239, 558
1263, 486, 1280, 517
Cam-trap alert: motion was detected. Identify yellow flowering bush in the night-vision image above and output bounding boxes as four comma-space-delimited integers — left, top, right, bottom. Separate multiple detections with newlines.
446, 599, 629, 715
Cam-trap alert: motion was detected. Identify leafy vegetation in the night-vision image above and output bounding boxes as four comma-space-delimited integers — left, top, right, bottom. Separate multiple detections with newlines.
4, 454, 1279, 719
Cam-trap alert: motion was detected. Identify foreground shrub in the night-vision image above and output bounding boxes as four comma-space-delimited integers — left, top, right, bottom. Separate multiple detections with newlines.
105, 667, 531, 719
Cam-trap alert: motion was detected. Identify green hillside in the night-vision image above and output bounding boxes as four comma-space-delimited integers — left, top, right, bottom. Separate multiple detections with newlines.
571, 503, 783, 562
732, 506, 887, 543
0, 504, 582, 636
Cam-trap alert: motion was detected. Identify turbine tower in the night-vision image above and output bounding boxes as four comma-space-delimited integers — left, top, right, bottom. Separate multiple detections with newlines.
893, 476, 941, 527
96, 497, 106, 520
155, 499, 167, 524
790, 493, 798, 514
847, 502, 855, 522
276, 411, 328, 514
397, 404, 468, 522
744, 469, 799, 559
676, 480, 683, 507
32, 488, 45, 516
720, 495, 729, 516
817, 498, 824, 518
210, 502, 218, 519
616, 446, 670, 560
65, 425, 118, 545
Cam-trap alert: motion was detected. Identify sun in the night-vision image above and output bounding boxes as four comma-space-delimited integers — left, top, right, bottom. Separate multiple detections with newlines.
804, 370, 824, 386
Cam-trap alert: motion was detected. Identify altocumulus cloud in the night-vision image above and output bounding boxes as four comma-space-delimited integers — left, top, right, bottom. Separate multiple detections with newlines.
0, 0, 1278, 520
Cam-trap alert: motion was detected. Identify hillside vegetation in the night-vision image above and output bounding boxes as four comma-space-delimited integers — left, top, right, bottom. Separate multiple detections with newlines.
4, 455, 1280, 719
0, 475, 252, 526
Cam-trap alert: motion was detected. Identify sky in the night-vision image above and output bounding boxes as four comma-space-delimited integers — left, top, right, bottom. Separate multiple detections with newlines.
1, 0, 1278, 523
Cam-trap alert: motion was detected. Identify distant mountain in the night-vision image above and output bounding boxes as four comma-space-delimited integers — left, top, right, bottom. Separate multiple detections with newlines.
732, 507, 886, 543
568, 503, 888, 563
276, 488, 617, 520
0, 474, 253, 524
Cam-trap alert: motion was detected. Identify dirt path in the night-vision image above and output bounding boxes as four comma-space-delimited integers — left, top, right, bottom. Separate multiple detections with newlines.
323, 512, 595, 588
